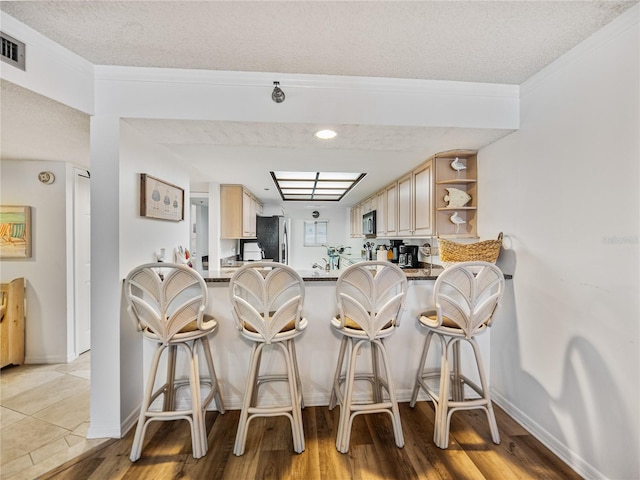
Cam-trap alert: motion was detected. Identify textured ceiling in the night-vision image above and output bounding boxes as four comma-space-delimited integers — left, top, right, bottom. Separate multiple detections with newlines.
2, 1, 635, 84
1, 1, 636, 205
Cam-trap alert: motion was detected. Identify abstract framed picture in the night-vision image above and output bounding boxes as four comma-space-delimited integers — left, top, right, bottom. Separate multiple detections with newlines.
0, 206, 32, 258
140, 174, 184, 222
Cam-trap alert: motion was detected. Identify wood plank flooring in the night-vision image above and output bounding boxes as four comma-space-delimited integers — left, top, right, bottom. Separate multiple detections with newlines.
39, 402, 582, 479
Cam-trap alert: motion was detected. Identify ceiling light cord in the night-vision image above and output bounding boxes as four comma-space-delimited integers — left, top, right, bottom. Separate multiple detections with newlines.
272, 81, 285, 103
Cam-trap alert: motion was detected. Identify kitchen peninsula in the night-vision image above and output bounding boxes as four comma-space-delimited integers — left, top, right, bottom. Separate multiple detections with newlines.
198, 265, 512, 411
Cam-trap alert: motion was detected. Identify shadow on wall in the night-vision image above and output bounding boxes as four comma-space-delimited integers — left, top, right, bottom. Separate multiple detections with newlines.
492, 237, 636, 479
562, 337, 636, 478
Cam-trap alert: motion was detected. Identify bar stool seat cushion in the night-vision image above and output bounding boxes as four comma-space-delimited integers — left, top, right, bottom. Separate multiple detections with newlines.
243, 312, 296, 333
419, 311, 489, 334
332, 315, 394, 332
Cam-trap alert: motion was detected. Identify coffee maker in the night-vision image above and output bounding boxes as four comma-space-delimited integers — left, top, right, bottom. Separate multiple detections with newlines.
389, 240, 403, 263
398, 245, 419, 268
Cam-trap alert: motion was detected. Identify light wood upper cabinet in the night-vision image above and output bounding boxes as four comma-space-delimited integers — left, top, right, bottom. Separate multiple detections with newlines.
397, 173, 412, 236
433, 150, 478, 238
375, 189, 386, 235
220, 185, 263, 239
385, 182, 397, 236
349, 149, 476, 240
412, 160, 433, 236
349, 202, 363, 238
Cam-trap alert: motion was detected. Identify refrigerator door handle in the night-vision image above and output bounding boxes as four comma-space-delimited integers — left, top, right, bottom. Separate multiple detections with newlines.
283, 220, 288, 265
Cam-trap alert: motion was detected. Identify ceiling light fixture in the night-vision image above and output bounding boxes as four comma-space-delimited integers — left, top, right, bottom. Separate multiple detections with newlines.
315, 129, 337, 140
272, 81, 285, 103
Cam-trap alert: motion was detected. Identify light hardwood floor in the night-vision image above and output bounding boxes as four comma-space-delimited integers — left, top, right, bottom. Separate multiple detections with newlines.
40, 401, 581, 479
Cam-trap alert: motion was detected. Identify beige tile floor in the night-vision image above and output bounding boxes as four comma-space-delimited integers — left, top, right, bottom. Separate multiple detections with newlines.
0, 352, 109, 479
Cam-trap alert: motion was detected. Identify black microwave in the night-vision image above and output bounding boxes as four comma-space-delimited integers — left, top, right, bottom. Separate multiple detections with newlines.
363, 210, 376, 237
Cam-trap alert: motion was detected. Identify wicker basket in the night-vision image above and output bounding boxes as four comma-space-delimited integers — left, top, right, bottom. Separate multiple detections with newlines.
438, 232, 503, 264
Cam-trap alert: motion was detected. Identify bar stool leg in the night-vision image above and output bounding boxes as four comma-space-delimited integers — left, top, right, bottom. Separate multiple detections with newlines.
130, 343, 166, 462
200, 338, 225, 413
234, 343, 263, 456
469, 337, 500, 444
434, 336, 452, 449
376, 338, 404, 448
329, 336, 348, 410
336, 338, 362, 453
163, 344, 177, 411
281, 340, 305, 453
410, 331, 434, 407
289, 340, 305, 409
180, 342, 204, 459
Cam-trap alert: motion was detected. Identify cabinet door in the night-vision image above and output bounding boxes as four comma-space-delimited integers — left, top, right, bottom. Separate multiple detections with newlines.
412, 160, 432, 236
376, 189, 386, 236
354, 203, 363, 237
386, 183, 397, 236
242, 189, 253, 237
362, 197, 373, 213
397, 173, 413, 236
220, 185, 243, 239
350, 206, 361, 237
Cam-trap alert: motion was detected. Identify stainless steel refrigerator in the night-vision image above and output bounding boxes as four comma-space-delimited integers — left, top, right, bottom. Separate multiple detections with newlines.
256, 215, 290, 264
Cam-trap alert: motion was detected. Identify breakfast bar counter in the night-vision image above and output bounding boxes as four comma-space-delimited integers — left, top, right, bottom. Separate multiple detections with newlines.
189, 264, 512, 412
202, 264, 448, 283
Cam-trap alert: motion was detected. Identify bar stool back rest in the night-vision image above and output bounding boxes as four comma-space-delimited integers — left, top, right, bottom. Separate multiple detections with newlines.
127, 265, 207, 341
335, 264, 407, 339
432, 264, 504, 339
230, 266, 304, 343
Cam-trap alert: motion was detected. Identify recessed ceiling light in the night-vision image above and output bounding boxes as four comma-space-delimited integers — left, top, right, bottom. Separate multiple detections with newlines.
315, 129, 337, 140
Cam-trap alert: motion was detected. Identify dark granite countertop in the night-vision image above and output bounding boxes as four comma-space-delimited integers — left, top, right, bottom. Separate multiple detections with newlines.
202, 264, 511, 283
200, 262, 513, 283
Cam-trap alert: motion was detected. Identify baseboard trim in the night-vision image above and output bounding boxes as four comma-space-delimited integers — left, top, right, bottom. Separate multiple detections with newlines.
120, 405, 140, 437
86, 424, 122, 439
491, 390, 604, 480
25, 354, 69, 364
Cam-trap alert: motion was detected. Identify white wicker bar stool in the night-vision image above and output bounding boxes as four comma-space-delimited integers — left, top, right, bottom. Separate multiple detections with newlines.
329, 261, 407, 453
410, 261, 505, 448
124, 263, 225, 462
229, 262, 307, 456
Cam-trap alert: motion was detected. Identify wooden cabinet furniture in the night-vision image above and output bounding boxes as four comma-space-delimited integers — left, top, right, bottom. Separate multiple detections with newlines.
397, 173, 412, 236
385, 182, 397, 236
375, 189, 387, 236
394, 160, 433, 237
1, 277, 25, 368
220, 185, 263, 239
433, 150, 477, 238
412, 160, 433, 236
349, 149, 476, 239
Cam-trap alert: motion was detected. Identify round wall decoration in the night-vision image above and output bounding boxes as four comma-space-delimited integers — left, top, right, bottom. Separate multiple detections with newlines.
38, 171, 55, 184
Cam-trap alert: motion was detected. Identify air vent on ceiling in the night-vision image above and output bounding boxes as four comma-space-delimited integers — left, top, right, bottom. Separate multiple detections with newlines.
1, 32, 26, 71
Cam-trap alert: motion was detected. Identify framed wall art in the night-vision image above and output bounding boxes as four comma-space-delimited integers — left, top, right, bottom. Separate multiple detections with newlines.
140, 174, 184, 221
0, 205, 32, 258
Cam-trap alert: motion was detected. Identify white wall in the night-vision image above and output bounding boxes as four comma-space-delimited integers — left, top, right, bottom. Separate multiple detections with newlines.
88, 118, 191, 438
0, 160, 74, 363
119, 121, 191, 430
479, 7, 639, 479
282, 204, 350, 270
